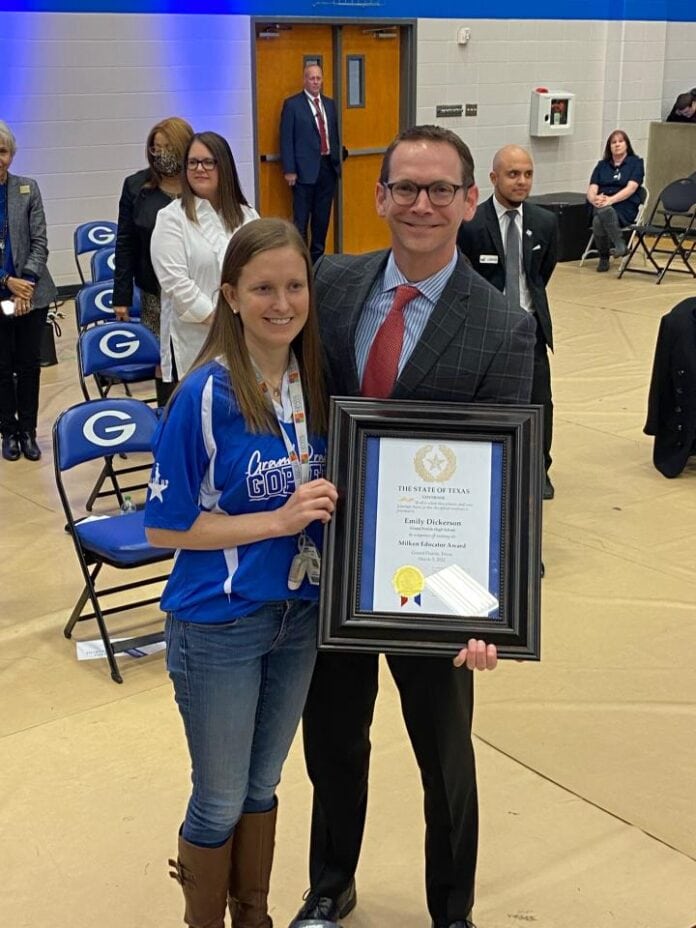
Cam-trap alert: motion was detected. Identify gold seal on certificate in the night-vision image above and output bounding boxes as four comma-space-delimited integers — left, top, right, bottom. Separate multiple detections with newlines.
392, 565, 425, 606
414, 444, 457, 482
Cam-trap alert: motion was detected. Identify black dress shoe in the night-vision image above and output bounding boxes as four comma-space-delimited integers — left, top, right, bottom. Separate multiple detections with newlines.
597, 255, 610, 272
432, 919, 476, 928
19, 431, 41, 461
543, 475, 555, 500
2, 434, 21, 461
291, 920, 343, 927
289, 880, 356, 926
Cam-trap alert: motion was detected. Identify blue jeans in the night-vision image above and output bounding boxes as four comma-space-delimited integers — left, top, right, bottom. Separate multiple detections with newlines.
166, 599, 318, 846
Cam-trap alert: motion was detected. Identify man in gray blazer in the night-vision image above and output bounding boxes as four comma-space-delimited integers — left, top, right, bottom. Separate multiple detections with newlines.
457, 146, 558, 499
290, 126, 535, 928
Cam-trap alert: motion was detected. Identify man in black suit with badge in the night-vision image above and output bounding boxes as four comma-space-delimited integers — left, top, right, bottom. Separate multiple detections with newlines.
289, 126, 536, 928
457, 145, 558, 499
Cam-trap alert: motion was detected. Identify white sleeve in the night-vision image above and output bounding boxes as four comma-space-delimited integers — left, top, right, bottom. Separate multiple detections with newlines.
151, 206, 214, 325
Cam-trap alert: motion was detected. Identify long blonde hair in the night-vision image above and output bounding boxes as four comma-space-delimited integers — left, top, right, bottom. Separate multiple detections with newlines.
193, 218, 328, 435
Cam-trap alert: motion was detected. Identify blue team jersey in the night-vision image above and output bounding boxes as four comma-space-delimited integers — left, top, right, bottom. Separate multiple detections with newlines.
144, 360, 327, 623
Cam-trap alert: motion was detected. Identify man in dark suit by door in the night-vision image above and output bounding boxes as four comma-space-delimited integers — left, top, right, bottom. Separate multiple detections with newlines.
289, 126, 536, 928
457, 145, 558, 499
280, 63, 341, 263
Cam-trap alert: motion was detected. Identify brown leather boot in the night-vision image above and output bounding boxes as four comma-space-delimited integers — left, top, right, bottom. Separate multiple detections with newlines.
169, 831, 234, 928
228, 804, 278, 928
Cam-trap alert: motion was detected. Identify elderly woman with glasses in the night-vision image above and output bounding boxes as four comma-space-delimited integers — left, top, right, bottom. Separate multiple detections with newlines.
0, 120, 57, 462
113, 116, 193, 406
151, 132, 259, 383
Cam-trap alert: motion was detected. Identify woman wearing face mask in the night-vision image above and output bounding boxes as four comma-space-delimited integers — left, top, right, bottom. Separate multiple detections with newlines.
113, 117, 194, 405
150, 132, 259, 383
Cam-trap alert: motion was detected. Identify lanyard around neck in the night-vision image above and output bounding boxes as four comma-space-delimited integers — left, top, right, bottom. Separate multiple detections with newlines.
255, 350, 311, 488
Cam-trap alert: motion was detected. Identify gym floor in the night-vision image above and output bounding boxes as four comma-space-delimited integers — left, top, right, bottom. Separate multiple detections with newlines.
2, 258, 695, 928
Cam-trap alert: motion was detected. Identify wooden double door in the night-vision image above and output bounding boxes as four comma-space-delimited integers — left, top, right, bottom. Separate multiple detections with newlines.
255, 21, 410, 255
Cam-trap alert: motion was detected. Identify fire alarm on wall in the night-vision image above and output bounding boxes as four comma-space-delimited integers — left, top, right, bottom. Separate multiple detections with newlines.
457, 27, 471, 45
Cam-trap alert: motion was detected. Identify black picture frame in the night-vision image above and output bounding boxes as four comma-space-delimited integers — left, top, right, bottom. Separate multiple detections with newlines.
319, 398, 543, 660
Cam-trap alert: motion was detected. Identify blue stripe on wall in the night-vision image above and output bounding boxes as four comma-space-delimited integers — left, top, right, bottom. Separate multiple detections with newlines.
5, 12, 34, 119
2, 0, 694, 23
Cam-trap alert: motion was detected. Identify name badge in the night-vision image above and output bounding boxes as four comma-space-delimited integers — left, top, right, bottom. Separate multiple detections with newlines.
480, 254, 499, 265
19, 185, 31, 194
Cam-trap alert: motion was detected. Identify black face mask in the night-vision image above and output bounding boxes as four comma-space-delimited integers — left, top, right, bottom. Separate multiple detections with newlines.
152, 150, 182, 177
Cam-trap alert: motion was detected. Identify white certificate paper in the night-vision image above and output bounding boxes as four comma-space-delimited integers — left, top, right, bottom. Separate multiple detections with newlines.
361, 436, 502, 618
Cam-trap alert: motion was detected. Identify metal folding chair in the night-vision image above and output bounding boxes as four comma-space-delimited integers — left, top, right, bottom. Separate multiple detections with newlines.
73, 222, 117, 284
618, 178, 696, 283
580, 186, 649, 267
76, 323, 160, 508
90, 246, 117, 283
53, 398, 173, 683
77, 322, 159, 402
75, 282, 141, 331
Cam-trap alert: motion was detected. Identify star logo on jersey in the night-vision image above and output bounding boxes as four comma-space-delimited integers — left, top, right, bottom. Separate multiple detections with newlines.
148, 463, 169, 503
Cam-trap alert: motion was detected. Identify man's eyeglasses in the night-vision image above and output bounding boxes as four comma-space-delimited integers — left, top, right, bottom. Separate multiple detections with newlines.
382, 180, 466, 207
187, 158, 218, 171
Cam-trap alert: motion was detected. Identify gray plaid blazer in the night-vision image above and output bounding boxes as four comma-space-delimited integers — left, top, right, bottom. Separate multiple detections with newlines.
314, 249, 535, 404
6, 173, 57, 308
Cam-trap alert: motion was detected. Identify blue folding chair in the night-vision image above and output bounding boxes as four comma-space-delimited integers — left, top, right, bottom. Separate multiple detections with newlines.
75, 282, 141, 330
53, 398, 174, 683
77, 322, 159, 403
76, 323, 160, 509
90, 246, 117, 283
73, 221, 117, 284
77, 324, 160, 509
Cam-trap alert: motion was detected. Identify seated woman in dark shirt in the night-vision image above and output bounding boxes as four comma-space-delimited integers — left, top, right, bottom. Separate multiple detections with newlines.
586, 129, 644, 272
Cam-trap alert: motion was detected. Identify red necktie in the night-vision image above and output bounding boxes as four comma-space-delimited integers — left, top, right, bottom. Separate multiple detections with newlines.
361, 285, 421, 398
312, 96, 329, 155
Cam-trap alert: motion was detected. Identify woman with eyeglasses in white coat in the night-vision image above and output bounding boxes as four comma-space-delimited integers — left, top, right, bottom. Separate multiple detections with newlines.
151, 131, 259, 385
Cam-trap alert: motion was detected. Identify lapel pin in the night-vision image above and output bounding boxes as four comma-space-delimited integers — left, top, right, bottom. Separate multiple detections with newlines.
525, 229, 533, 237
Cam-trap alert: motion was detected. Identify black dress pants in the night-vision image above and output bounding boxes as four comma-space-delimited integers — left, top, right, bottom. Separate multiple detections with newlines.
0, 305, 49, 436
302, 649, 478, 925
530, 320, 553, 473
292, 156, 338, 263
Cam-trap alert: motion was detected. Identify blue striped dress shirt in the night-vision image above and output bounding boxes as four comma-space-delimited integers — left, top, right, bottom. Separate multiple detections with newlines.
354, 249, 459, 386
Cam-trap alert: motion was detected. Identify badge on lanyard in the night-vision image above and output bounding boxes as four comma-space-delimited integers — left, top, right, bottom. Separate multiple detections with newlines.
254, 350, 322, 590
288, 531, 321, 589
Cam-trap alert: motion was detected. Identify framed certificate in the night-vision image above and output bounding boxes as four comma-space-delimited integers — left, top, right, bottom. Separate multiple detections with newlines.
319, 398, 543, 660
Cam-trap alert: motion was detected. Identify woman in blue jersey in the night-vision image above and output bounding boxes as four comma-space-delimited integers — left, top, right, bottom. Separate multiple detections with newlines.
145, 217, 337, 928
